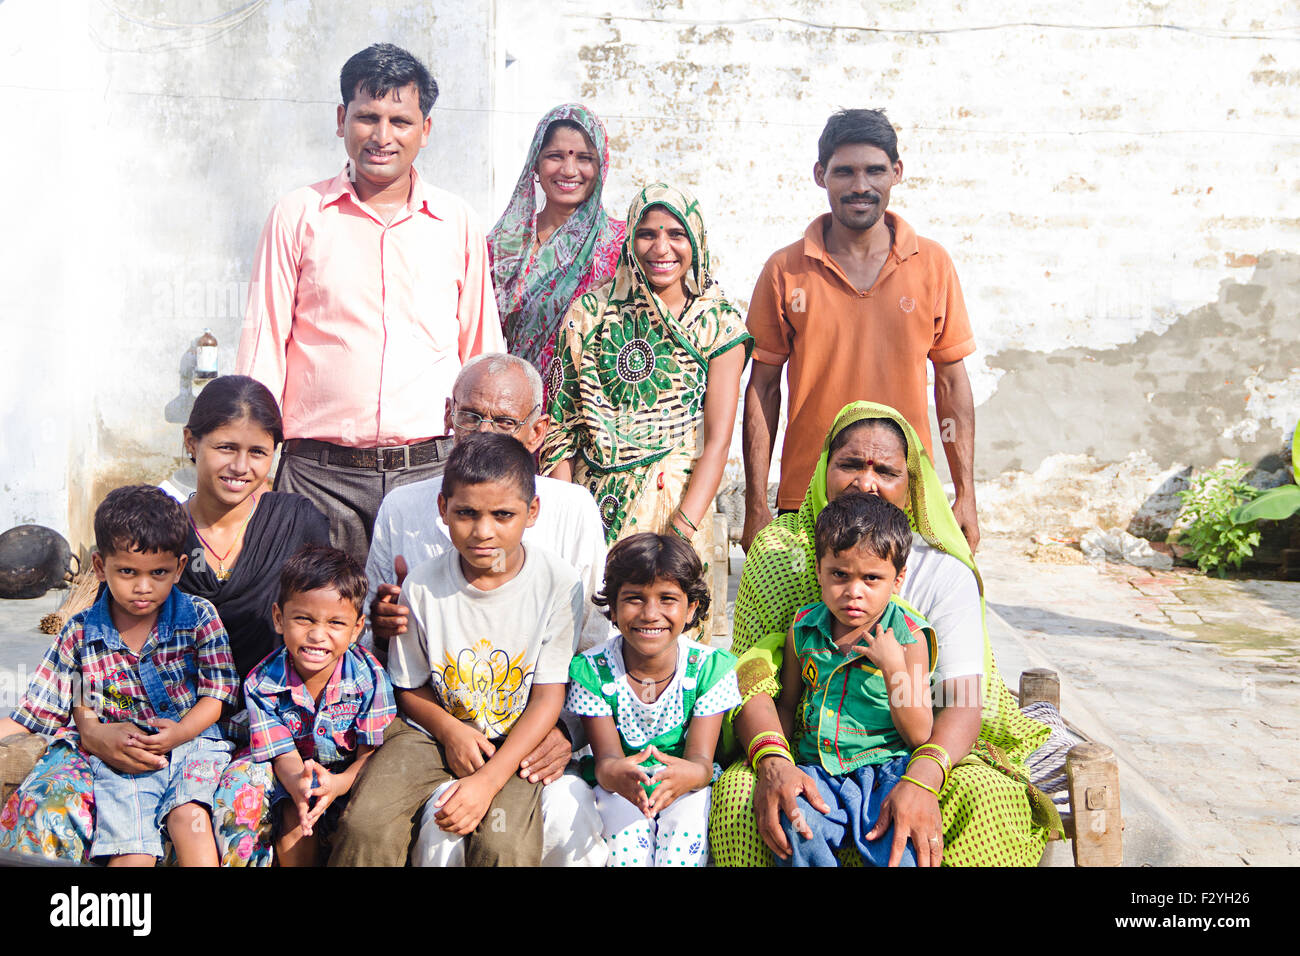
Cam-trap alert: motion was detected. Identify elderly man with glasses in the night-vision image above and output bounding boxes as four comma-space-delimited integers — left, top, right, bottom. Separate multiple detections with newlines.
361, 353, 611, 865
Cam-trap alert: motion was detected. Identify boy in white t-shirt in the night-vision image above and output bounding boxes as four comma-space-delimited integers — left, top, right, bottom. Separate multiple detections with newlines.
328, 433, 583, 866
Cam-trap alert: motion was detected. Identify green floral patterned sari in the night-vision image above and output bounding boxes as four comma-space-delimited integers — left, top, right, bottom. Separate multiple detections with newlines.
541, 183, 752, 560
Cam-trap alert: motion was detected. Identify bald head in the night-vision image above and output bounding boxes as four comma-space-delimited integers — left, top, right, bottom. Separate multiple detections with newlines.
445, 353, 550, 454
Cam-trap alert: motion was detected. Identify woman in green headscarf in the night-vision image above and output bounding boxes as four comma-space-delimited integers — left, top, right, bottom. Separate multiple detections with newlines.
710, 401, 1060, 865
541, 183, 752, 577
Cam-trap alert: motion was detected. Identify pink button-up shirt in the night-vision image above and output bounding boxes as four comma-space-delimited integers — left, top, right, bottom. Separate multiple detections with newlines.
237, 167, 503, 447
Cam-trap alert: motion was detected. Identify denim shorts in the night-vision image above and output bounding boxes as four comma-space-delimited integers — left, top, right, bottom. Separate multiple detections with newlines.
776, 754, 916, 868
89, 735, 233, 859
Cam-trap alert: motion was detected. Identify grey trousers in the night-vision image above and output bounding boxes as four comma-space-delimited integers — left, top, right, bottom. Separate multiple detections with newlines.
274, 439, 451, 567
327, 720, 543, 867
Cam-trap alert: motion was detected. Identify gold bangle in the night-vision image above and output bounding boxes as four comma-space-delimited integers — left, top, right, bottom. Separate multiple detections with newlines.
900, 774, 940, 798
906, 753, 948, 792
913, 743, 951, 772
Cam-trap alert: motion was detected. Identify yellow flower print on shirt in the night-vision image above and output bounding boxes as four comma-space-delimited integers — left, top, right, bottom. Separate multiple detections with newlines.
432, 639, 534, 738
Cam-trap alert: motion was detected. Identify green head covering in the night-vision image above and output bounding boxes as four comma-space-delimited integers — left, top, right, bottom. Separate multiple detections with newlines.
808, 402, 977, 582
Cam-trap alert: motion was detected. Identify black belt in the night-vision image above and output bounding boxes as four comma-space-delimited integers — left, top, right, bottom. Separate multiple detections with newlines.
282, 437, 453, 472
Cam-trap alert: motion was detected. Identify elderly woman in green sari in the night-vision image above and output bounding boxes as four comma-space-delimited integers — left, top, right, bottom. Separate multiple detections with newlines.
710, 402, 1060, 866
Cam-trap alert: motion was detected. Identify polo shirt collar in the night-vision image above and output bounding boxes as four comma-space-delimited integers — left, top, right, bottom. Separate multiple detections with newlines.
320, 165, 442, 220
802, 210, 918, 265
82, 584, 196, 651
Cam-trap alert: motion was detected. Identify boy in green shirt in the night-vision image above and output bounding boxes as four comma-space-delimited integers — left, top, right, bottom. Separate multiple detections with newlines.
775, 492, 934, 866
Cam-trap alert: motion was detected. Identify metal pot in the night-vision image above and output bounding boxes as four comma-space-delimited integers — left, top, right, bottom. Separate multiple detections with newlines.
0, 525, 74, 599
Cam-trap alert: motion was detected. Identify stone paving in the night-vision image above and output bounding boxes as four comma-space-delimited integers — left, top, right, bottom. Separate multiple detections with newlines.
977, 534, 1300, 866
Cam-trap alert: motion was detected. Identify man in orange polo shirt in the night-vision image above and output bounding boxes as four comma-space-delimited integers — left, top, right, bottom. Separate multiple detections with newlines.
741, 109, 979, 553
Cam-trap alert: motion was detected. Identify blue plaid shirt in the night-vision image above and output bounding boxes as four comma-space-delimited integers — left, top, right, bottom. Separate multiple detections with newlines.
244, 645, 395, 769
13, 586, 238, 736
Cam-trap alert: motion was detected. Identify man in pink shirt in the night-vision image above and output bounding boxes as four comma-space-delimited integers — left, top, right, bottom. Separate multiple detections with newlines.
237, 43, 504, 565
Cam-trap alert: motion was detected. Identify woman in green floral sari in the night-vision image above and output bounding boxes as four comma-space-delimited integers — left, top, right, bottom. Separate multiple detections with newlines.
541, 183, 752, 583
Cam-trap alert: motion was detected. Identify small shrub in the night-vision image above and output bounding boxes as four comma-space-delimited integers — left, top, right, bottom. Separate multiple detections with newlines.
1174, 461, 1261, 577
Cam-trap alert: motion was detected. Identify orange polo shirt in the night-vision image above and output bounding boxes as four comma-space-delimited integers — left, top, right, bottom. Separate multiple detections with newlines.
747, 212, 974, 510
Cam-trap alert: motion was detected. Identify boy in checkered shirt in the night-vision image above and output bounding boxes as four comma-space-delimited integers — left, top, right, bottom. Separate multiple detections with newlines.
243, 545, 394, 865
8, 485, 239, 865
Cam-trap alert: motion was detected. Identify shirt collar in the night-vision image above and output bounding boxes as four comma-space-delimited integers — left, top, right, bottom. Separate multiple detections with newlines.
251, 647, 372, 710
320, 165, 442, 221
792, 598, 908, 649
82, 585, 196, 650
791, 601, 837, 648
801, 211, 918, 266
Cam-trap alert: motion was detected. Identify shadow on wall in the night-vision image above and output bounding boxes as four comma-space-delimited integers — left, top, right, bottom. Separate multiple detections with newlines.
978, 251, 1300, 478
162, 334, 202, 427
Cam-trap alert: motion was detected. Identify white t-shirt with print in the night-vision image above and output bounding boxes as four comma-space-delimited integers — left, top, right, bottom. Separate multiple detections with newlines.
366, 473, 611, 653
390, 544, 583, 739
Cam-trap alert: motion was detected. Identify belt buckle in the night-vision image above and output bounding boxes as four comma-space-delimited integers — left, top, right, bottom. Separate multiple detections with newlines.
378, 445, 410, 472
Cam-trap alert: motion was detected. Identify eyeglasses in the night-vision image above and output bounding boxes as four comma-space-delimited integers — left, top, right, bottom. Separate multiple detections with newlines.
450, 404, 541, 434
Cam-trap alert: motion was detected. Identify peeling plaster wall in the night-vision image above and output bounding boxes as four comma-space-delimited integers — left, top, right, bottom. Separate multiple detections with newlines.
0, 0, 494, 549
499, 0, 1299, 500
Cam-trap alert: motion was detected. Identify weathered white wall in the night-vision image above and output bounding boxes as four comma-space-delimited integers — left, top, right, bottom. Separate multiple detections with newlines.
497, 0, 1299, 505
2, 0, 1297, 547
0, 0, 495, 549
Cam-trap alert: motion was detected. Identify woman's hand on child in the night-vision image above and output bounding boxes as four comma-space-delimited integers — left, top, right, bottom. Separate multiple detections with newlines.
80, 720, 168, 773
431, 772, 496, 835
594, 750, 654, 817
850, 623, 906, 674
754, 757, 832, 860
443, 722, 497, 778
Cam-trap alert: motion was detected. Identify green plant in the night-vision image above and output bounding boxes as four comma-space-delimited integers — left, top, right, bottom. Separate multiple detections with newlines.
1231, 419, 1300, 524
1174, 461, 1261, 577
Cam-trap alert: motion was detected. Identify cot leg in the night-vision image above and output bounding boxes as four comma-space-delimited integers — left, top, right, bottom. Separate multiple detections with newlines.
1018, 667, 1061, 708
1066, 741, 1123, 866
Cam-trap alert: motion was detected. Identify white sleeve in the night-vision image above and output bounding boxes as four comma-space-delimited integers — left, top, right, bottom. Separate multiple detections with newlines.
387, 581, 432, 691
569, 491, 611, 653
902, 545, 985, 685
364, 495, 398, 625
692, 670, 741, 717
535, 576, 585, 685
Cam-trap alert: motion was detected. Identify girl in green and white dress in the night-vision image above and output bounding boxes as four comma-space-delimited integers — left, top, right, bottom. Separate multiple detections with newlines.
566, 533, 739, 866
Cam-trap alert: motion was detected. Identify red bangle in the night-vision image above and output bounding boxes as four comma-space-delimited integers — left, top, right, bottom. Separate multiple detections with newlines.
746, 731, 790, 766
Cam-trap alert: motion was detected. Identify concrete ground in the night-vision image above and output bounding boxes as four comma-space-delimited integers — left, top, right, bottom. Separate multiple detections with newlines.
5, 533, 1298, 866
977, 534, 1300, 866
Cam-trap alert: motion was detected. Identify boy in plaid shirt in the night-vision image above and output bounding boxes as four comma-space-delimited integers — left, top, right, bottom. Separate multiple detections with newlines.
8, 485, 239, 865
243, 545, 394, 865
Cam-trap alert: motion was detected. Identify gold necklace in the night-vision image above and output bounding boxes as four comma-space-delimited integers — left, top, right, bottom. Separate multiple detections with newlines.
186, 494, 259, 581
